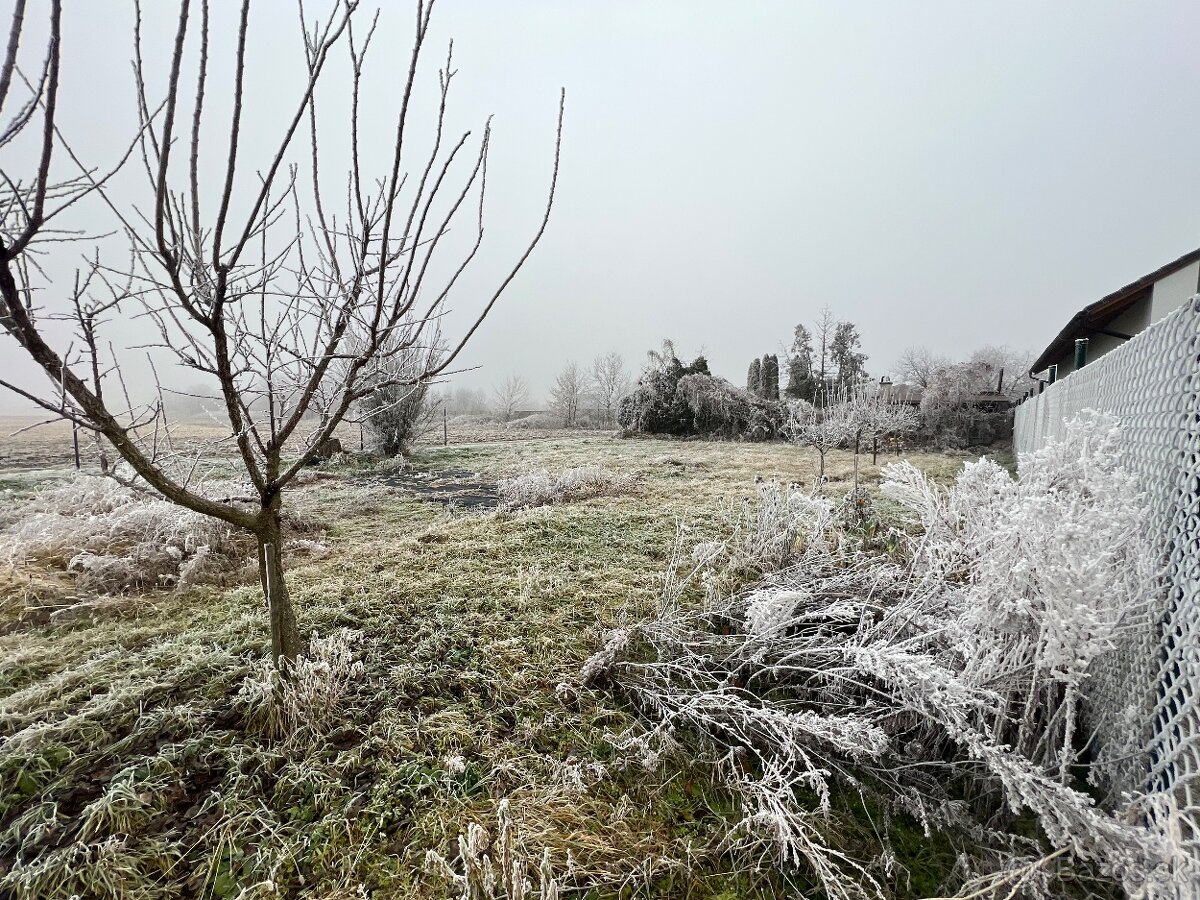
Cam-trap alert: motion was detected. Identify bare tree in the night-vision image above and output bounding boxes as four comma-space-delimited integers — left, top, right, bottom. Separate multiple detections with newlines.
895, 346, 950, 389
847, 392, 919, 464
547, 361, 583, 427
813, 306, 836, 404
0, 1, 563, 665
441, 385, 488, 416
968, 344, 1035, 400
492, 373, 529, 422
589, 351, 630, 427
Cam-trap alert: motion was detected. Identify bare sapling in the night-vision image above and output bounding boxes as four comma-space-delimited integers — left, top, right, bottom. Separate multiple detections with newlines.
782, 399, 853, 484
0, 0, 564, 666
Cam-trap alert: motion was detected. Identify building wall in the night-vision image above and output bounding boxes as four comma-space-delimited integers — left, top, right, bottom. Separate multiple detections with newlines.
1043, 263, 1200, 380
1048, 294, 1152, 378
1149, 260, 1200, 322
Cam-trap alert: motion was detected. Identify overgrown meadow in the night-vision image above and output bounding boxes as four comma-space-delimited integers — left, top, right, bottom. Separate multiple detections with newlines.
0, 424, 1168, 899
0, 433, 963, 898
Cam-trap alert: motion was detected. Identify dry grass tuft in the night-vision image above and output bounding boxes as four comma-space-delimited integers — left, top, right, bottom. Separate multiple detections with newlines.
1, 475, 249, 593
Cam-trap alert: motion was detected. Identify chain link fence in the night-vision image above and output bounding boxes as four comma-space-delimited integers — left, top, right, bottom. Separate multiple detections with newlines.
1014, 295, 1200, 876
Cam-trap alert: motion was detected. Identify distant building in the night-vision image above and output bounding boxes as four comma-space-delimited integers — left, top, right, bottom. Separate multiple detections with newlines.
877, 378, 923, 406
1030, 247, 1200, 380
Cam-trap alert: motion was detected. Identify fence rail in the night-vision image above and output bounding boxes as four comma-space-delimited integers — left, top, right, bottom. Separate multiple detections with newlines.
1014, 295, 1200, 873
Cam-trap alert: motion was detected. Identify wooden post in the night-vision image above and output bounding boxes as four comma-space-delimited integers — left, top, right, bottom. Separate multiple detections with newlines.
71, 423, 81, 470
443, 405, 448, 447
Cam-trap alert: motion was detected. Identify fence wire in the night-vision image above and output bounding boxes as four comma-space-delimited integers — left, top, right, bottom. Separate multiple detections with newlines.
1014, 295, 1200, 880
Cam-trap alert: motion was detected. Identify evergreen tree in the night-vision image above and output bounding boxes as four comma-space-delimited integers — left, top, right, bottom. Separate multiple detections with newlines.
747, 358, 762, 395
831, 321, 868, 394
762, 354, 780, 400
785, 324, 816, 402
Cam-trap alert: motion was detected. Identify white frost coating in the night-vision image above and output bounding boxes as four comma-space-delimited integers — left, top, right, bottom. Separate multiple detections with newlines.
592, 416, 1184, 897
1015, 295, 1200, 890
497, 466, 633, 510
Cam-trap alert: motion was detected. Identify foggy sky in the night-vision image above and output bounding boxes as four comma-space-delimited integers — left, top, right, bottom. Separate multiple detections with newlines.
3, 0, 1200, 410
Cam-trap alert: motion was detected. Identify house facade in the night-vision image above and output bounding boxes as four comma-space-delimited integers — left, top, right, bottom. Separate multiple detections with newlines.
1030, 247, 1200, 380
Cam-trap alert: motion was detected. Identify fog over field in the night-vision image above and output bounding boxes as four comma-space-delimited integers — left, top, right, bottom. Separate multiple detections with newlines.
2, 1, 1200, 409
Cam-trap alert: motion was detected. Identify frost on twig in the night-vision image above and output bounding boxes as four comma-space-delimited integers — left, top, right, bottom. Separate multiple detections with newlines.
587, 412, 1182, 896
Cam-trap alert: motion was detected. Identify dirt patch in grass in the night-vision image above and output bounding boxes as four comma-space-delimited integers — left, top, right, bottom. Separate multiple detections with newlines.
362, 468, 499, 510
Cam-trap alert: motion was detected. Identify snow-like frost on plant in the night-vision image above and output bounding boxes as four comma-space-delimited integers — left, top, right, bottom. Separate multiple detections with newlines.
1, 474, 249, 592
497, 466, 634, 510
425, 799, 562, 900
236, 628, 365, 750
585, 412, 1182, 897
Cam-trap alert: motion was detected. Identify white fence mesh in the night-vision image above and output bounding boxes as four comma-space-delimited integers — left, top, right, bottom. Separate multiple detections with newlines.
1014, 295, 1200, 869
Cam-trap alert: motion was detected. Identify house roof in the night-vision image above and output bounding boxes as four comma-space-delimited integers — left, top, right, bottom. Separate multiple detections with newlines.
1030, 246, 1200, 374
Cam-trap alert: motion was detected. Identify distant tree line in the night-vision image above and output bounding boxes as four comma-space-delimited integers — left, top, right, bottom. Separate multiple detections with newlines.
378, 321, 1034, 453
546, 352, 632, 428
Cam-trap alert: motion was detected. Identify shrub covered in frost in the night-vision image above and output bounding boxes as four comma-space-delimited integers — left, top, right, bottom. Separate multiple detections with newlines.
587, 412, 1179, 897
498, 466, 634, 510
618, 341, 783, 440
1, 474, 323, 594
506, 412, 563, 430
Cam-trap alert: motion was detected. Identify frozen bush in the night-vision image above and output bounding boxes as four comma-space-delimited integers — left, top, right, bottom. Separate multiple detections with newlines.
588, 412, 1179, 897
618, 340, 782, 440
505, 412, 562, 430
1, 475, 249, 592
359, 380, 437, 456
497, 466, 634, 510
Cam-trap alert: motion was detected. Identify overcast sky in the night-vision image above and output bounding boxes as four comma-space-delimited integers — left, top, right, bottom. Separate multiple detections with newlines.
3, 0, 1200, 409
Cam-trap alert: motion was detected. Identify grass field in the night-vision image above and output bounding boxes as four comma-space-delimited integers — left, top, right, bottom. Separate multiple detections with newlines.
0, 427, 984, 898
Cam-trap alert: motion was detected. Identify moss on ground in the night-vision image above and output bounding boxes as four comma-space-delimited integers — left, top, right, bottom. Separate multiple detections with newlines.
0, 437, 979, 898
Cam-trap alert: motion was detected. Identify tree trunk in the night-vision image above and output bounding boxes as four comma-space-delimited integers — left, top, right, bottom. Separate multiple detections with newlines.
872, 436, 878, 465
257, 511, 303, 666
